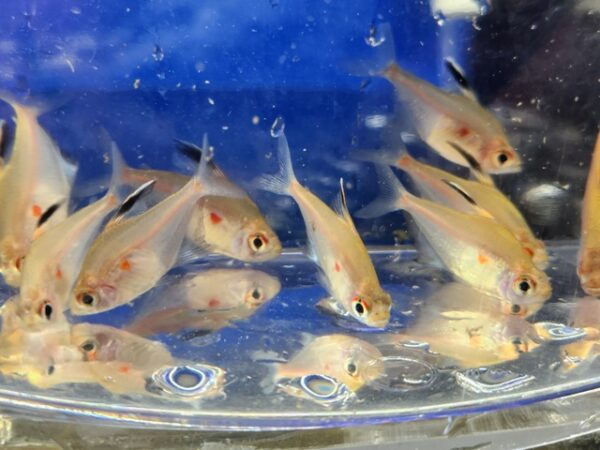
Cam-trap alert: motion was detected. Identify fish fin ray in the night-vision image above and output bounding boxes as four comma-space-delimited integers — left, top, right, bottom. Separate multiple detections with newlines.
255, 131, 297, 196
331, 178, 360, 234
355, 165, 406, 219
176, 241, 209, 267
444, 58, 479, 103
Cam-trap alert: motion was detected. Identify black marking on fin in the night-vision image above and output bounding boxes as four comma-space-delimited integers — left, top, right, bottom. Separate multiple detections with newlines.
175, 138, 202, 163
442, 179, 476, 205
445, 59, 470, 90
37, 202, 63, 228
114, 179, 155, 219
339, 178, 348, 214
446, 141, 482, 172
180, 328, 214, 341
0, 120, 12, 161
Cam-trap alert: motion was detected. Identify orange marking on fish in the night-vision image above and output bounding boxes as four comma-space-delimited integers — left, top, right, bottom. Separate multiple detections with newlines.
478, 252, 489, 264
523, 247, 534, 258
457, 127, 470, 138
120, 259, 131, 271
334, 261, 341, 272
55, 268, 62, 279
397, 154, 411, 168
208, 298, 220, 308
87, 350, 97, 361
210, 212, 222, 224
32, 204, 42, 217
118, 364, 131, 374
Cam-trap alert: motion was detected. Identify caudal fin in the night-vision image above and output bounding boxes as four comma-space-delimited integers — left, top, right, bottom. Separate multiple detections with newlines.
256, 130, 297, 196
355, 165, 407, 219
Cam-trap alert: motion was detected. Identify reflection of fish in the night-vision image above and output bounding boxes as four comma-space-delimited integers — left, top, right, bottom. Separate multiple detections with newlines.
126, 268, 281, 336
393, 151, 547, 269
382, 61, 521, 174
387, 283, 541, 368
0, 99, 76, 286
578, 133, 600, 295
119, 139, 281, 262
258, 131, 391, 328
561, 298, 600, 370
357, 166, 552, 307
15, 144, 153, 328
70, 144, 240, 315
271, 334, 384, 392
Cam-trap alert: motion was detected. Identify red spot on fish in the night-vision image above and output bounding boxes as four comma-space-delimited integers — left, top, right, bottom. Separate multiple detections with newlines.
32, 204, 42, 217
118, 364, 130, 374
334, 261, 341, 272
208, 298, 220, 308
457, 127, 470, 138
478, 252, 489, 265
120, 260, 131, 271
55, 268, 62, 279
523, 247, 534, 258
210, 212, 222, 224
324, 364, 331, 371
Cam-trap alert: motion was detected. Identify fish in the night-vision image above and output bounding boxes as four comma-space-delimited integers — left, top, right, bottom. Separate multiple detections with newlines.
386, 283, 542, 368
578, 132, 600, 296
69, 139, 241, 315
12, 144, 155, 328
392, 150, 547, 269
0, 98, 77, 287
126, 268, 281, 336
117, 138, 281, 262
271, 334, 384, 392
257, 131, 392, 328
381, 61, 521, 175
357, 165, 552, 307
560, 297, 600, 370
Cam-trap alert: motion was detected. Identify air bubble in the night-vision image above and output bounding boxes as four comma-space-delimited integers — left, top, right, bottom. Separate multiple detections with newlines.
364, 23, 386, 47
270, 116, 285, 138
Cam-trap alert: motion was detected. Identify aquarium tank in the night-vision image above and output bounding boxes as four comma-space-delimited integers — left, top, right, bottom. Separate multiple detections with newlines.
0, 0, 598, 435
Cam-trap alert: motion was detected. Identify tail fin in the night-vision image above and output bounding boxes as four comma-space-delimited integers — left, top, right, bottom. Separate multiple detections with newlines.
355, 165, 407, 219
255, 130, 297, 196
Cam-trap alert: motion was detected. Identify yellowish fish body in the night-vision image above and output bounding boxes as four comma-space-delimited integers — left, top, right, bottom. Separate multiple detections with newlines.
70, 147, 238, 315
358, 166, 551, 307
578, 133, 600, 295
388, 283, 540, 368
383, 63, 520, 174
258, 132, 391, 327
273, 334, 384, 392
396, 153, 547, 268
0, 100, 76, 286
119, 141, 281, 262
126, 268, 281, 336
15, 145, 139, 327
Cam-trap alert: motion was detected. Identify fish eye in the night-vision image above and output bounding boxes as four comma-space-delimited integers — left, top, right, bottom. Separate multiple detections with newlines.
251, 288, 262, 300
47, 365, 55, 375
497, 151, 510, 165
248, 233, 268, 252
345, 359, 358, 376
80, 340, 96, 353
37, 301, 53, 321
352, 297, 367, 316
513, 276, 536, 296
77, 292, 97, 307
511, 304, 521, 314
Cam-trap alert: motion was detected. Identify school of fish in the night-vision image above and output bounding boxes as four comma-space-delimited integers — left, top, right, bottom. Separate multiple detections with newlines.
0, 36, 596, 404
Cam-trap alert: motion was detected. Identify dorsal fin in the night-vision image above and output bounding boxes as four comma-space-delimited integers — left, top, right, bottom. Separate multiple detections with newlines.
446, 141, 495, 186
36, 201, 64, 229
442, 179, 495, 219
444, 58, 478, 102
332, 178, 360, 235
174, 138, 223, 177
111, 179, 155, 224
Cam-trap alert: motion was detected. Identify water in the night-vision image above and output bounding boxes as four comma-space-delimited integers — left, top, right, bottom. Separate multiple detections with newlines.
0, 0, 598, 433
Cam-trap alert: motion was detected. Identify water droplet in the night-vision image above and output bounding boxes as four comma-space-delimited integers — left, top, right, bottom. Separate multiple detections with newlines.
156, 71, 165, 80
455, 368, 534, 394
152, 44, 164, 62
70, 6, 81, 15
433, 10, 447, 26
208, 97, 215, 105
150, 364, 225, 399
133, 79, 141, 89
270, 116, 285, 138
530, 23, 538, 30
364, 23, 386, 47
252, 115, 260, 125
